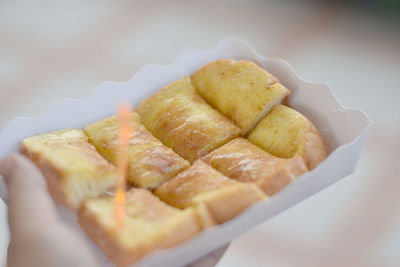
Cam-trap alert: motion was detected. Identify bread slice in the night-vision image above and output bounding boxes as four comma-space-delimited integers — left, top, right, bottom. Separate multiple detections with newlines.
154, 160, 267, 224
248, 105, 328, 170
136, 76, 241, 162
20, 129, 117, 209
84, 112, 190, 189
78, 188, 208, 266
191, 59, 290, 135
201, 138, 308, 196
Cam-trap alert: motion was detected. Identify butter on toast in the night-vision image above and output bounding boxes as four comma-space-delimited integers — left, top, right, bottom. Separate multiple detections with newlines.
201, 138, 307, 196
248, 105, 328, 169
136, 76, 241, 162
191, 59, 290, 135
78, 188, 208, 266
154, 160, 267, 223
20, 129, 117, 209
84, 112, 190, 189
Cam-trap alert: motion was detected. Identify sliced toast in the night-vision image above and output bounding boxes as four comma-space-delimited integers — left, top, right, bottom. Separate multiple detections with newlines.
84, 112, 190, 189
191, 59, 290, 135
136, 76, 241, 162
154, 160, 267, 223
21, 129, 117, 209
248, 105, 328, 169
78, 188, 208, 266
201, 138, 308, 196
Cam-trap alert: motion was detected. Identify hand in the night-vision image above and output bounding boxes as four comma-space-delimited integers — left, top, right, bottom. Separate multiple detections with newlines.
0, 154, 228, 267
0, 154, 98, 267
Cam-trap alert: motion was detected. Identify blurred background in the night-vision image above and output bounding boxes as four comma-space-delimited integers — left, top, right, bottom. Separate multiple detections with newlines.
0, 0, 399, 266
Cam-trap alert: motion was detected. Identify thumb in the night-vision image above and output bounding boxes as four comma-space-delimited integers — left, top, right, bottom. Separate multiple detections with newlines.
1, 154, 98, 267
0, 154, 59, 234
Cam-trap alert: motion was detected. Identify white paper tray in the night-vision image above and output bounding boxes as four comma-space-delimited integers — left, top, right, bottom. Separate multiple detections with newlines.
0, 38, 371, 267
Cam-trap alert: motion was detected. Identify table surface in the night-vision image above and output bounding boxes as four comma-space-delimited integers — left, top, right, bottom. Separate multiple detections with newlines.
1, 1, 399, 266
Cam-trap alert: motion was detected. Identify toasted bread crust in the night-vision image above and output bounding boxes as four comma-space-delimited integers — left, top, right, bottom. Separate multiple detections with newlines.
303, 120, 329, 170
257, 155, 307, 194
20, 145, 71, 207
193, 203, 216, 229
199, 182, 266, 223
78, 205, 132, 266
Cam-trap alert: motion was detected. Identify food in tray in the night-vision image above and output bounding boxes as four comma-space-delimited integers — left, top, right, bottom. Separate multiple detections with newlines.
19, 59, 329, 265
78, 188, 210, 266
84, 112, 190, 189
136, 76, 241, 162
247, 104, 328, 170
20, 129, 117, 209
201, 138, 308, 196
154, 160, 267, 224
191, 59, 290, 135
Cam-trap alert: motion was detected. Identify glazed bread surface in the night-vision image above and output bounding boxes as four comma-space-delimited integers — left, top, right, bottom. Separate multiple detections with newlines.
78, 188, 204, 267
201, 138, 308, 196
248, 105, 328, 169
84, 112, 190, 189
191, 59, 290, 135
20, 129, 117, 209
155, 160, 267, 223
136, 76, 241, 162
18, 58, 330, 266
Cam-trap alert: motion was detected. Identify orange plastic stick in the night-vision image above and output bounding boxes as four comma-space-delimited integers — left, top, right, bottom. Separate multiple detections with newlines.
114, 103, 133, 228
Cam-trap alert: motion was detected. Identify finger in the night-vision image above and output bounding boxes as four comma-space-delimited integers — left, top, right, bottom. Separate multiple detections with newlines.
7, 224, 98, 267
186, 244, 230, 267
0, 154, 59, 235
1, 154, 98, 267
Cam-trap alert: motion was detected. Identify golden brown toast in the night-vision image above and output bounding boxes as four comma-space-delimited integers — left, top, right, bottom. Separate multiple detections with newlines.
191, 59, 290, 135
201, 138, 308, 196
154, 160, 267, 223
78, 188, 208, 267
84, 112, 190, 189
17, 58, 330, 266
248, 105, 328, 169
20, 129, 117, 209
136, 76, 241, 162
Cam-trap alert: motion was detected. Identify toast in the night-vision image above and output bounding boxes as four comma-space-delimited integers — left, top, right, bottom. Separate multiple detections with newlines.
248, 105, 328, 169
84, 112, 190, 189
18, 58, 330, 266
136, 76, 241, 162
191, 59, 290, 135
78, 188, 208, 266
154, 160, 267, 223
20, 129, 117, 209
201, 138, 308, 196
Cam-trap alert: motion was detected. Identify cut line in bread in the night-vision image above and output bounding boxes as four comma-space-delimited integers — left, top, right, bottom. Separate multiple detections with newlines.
201, 138, 308, 196
154, 160, 267, 224
78, 188, 209, 266
84, 112, 190, 189
136, 76, 241, 162
21, 129, 117, 209
18, 58, 331, 266
248, 105, 328, 169
191, 59, 290, 135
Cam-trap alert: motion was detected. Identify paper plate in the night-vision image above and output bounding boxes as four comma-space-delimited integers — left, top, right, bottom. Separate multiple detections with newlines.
0, 38, 371, 267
